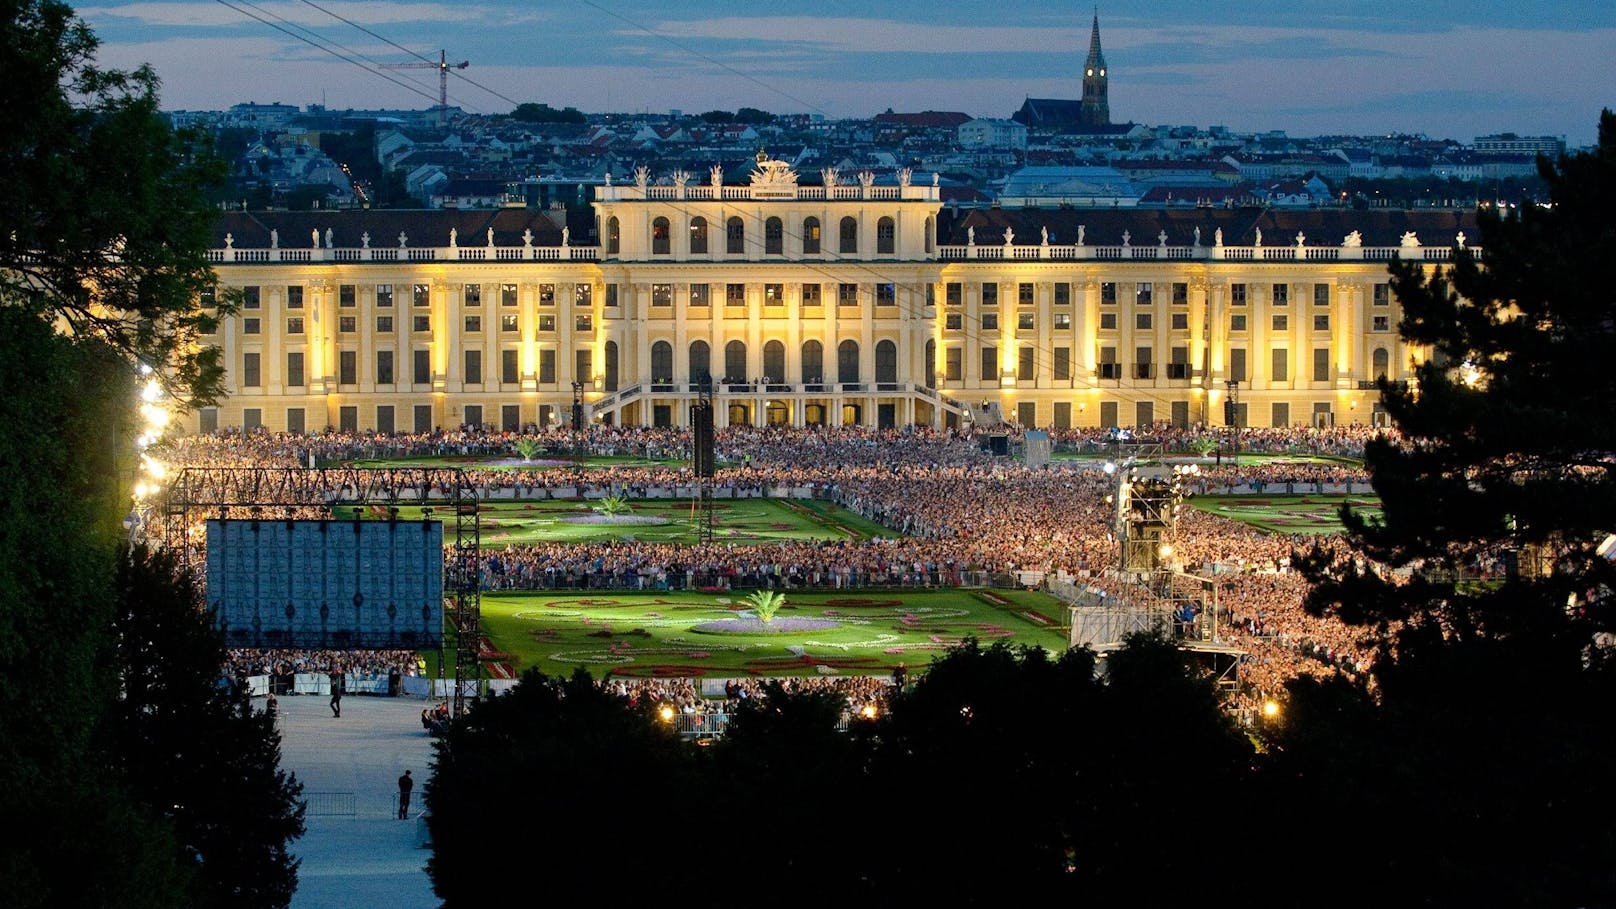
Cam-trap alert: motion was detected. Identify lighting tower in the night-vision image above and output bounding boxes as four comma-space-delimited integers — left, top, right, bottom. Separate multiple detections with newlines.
380, 50, 469, 126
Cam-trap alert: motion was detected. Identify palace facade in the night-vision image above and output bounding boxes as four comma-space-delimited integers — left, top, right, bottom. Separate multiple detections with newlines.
191, 155, 1477, 435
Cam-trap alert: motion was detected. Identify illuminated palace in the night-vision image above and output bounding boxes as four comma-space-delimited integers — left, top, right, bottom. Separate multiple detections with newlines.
192, 153, 1478, 435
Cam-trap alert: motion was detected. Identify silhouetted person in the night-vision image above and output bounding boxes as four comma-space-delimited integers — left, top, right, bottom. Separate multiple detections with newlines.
329, 670, 343, 717
398, 770, 414, 820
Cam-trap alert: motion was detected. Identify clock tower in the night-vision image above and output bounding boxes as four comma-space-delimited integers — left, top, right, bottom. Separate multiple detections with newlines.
1080, 12, 1110, 129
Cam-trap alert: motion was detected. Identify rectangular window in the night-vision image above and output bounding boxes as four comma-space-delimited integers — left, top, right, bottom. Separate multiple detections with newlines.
539, 284, 555, 306
1053, 402, 1072, 429
285, 352, 304, 387
945, 347, 962, 382
464, 350, 482, 384
1313, 348, 1330, 382
1098, 346, 1118, 379
947, 283, 962, 306
1272, 283, 1289, 306
690, 284, 711, 307
838, 283, 858, 307
464, 283, 482, 307
200, 407, 218, 433
501, 283, 519, 307
501, 314, 518, 333
1054, 282, 1071, 306
1101, 282, 1116, 305
1230, 314, 1247, 332
1230, 283, 1247, 306
766, 283, 785, 306
1230, 348, 1247, 383
1018, 346, 1035, 381
652, 284, 673, 307
338, 350, 356, 386
575, 349, 593, 386
462, 405, 481, 430
286, 286, 303, 309
576, 283, 592, 307
1373, 315, 1391, 332
413, 315, 431, 333
981, 313, 999, 330
1373, 283, 1391, 306
539, 349, 556, 384
1018, 313, 1036, 330
1054, 313, 1071, 329
926, 284, 936, 307
727, 283, 747, 307
537, 314, 556, 333
464, 315, 481, 333
413, 349, 430, 385
340, 284, 356, 307
1054, 347, 1071, 380
1313, 314, 1330, 331
1272, 402, 1290, 428
1136, 313, 1152, 330
982, 283, 998, 306
286, 408, 305, 434
1134, 347, 1154, 380
376, 405, 394, 435
1171, 312, 1188, 330
1173, 282, 1188, 305
1169, 346, 1190, 379
285, 317, 304, 334
502, 349, 519, 385
876, 283, 895, 307
1137, 282, 1153, 305
981, 345, 998, 382
414, 404, 433, 434
242, 317, 261, 335
375, 284, 392, 307
604, 284, 618, 308
243, 408, 262, 431
1271, 348, 1289, 382
575, 314, 593, 331
242, 286, 260, 309
1272, 314, 1289, 331
376, 350, 394, 385
1100, 312, 1117, 330
376, 315, 393, 333
412, 283, 430, 306
945, 313, 963, 330
1314, 283, 1330, 307
339, 315, 356, 334
1018, 283, 1035, 306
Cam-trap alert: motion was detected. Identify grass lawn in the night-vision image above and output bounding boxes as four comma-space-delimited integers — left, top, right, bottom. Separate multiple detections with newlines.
476, 588, 1071, 678
1191, 494, 1382, 535
331, 498, 894, 545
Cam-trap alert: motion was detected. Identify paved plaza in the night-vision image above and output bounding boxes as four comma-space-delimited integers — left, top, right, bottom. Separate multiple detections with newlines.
276, 692, 441, 909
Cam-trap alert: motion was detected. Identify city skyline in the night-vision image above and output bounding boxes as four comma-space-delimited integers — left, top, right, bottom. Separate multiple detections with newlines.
82, 0, 1615, 145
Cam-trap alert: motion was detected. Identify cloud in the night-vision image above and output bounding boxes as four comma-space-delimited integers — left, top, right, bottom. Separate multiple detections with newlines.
80, 1, 526, 29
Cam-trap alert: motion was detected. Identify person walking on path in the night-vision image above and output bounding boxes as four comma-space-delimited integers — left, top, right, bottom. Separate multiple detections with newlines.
329, 669, 344, 718
397, 770, 414, 820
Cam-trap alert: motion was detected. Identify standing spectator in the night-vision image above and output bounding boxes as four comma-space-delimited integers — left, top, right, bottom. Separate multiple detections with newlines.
397, 770, 414, 820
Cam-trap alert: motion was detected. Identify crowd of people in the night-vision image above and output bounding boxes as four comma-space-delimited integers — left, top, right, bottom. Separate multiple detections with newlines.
172, 421, 1417, 717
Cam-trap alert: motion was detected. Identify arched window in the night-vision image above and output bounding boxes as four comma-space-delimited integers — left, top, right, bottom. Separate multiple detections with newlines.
724, 340, 747, 383
839, 216, 858, 254
924, 216, 934, 254
1372, 347, 1390, 382
837, 339, 860, 384
689, 340, 711, 385
763, 340, 785, 383
650, 340, 673, 383
765, 217, 783, 255
801, 340, 823, 383
726, 216, 745, 255
876, 217, 895, 254
651, 217, 670, 255
689, 217, 708, 254
605, 216, 620, 255
802, 217, 821, 255
925, 339, 937, 385
875, 339, 898, 383
604, 340, 619, 391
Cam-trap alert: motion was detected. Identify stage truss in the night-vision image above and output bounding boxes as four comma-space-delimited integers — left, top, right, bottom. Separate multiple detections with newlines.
165, 467, 482, 717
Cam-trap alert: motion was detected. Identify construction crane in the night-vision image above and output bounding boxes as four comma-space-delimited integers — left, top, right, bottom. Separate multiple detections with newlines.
380, 50, 468, 127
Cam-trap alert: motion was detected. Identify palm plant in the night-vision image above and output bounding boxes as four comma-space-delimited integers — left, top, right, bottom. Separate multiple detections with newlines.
593, 495, 631, 517
515, 438, 542, 462
1190, 437, 1219, 458
745, 589, 785, 625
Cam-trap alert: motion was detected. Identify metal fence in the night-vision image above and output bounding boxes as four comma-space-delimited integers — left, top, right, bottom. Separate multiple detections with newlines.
303, 791, 357, 817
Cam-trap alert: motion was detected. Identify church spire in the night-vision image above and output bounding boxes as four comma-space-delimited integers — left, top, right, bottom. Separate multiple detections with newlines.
1080, 10, 1110, 128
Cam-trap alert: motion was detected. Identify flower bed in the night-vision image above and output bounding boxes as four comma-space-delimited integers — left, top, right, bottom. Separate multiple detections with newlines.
690, 616, 842, 634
